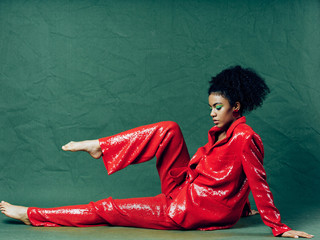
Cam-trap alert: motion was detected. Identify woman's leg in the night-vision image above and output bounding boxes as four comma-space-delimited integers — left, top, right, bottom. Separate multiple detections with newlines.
63, 121, 190, 195
9, 194, 180, 229
0, 201, 105, 227
27, 202, 107, 227
98, 121, 190, 195
1, 196, 177, 229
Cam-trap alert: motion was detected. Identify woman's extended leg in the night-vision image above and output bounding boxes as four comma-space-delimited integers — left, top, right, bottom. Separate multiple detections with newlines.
27, 202, 107, 227
0, 201, 106, 227
26, 195, 181, 229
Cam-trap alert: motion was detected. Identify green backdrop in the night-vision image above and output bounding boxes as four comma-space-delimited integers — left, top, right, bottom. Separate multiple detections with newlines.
0, 0, 319, 230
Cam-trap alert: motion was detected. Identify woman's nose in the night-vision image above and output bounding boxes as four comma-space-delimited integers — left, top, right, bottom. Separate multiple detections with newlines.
210, 109, 216, 117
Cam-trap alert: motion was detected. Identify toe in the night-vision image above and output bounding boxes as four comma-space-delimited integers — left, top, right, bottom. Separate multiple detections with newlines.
62, 143, 70, 150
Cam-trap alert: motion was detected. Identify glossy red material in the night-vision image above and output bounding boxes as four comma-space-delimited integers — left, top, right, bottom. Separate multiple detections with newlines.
27, 117, 291, 236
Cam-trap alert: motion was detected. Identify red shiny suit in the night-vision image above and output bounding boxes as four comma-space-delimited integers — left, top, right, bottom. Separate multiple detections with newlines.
27, 117, 291, 236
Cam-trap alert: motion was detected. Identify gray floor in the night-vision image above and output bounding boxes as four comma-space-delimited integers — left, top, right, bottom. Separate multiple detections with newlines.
1, 204, 319, 240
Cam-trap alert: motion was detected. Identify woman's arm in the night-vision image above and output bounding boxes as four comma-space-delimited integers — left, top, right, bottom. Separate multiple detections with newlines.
240, 133, 313, 238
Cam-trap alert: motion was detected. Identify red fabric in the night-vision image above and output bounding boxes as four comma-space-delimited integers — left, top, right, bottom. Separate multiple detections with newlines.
27, 118, 291, 237
28, 203, 107, 227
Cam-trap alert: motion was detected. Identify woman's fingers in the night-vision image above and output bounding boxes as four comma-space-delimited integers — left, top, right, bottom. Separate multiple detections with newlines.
281, 230, 314, 238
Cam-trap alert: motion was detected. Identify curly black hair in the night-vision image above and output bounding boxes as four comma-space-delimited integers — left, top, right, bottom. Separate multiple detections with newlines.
208, 65, 270, 114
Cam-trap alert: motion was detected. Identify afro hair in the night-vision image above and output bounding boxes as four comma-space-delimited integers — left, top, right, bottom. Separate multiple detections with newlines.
208, 65, 270, 114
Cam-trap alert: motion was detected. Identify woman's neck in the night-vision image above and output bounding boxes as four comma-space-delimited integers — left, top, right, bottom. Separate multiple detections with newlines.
214, 131, 227, 144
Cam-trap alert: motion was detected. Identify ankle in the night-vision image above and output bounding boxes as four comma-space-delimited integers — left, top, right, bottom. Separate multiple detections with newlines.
89, 139, 101, 150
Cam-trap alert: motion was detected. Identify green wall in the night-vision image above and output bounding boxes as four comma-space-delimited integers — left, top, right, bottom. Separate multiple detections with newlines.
0, 0, 319, 209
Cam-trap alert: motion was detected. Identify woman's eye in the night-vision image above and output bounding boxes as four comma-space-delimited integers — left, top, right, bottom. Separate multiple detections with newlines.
216, 105, 223, 110
209, 105, 223, 110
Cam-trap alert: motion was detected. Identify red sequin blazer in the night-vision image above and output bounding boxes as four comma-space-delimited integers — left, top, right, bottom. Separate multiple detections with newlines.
100, 117, 291, 236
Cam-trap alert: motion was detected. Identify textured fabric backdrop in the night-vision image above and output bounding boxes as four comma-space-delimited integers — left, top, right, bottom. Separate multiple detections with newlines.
0, 0, 319, 211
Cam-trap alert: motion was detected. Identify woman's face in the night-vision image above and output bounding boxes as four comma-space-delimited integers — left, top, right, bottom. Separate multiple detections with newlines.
208, 93, 239, 130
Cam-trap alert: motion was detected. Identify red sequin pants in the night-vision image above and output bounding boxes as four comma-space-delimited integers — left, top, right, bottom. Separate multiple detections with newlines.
27, 121, 190, 229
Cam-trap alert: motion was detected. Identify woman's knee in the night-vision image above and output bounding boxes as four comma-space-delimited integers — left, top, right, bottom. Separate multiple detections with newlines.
160, 121, 181, 134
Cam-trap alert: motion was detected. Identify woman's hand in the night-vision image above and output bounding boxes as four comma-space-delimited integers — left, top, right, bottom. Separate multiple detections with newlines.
248, 209, 259, 216
281, 230, 314, 238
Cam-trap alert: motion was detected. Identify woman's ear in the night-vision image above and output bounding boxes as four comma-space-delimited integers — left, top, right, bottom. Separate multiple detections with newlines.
234, 102, 241, 111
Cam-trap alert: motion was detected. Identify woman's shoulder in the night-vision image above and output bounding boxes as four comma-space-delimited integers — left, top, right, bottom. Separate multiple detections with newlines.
233, 122, 261, 140
231, 123, 264, 156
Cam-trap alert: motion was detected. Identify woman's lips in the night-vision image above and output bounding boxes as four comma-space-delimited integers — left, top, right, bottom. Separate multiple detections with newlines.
213, 120, 219, 124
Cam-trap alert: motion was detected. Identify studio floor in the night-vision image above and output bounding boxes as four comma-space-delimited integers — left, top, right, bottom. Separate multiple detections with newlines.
1, 204, 319, 240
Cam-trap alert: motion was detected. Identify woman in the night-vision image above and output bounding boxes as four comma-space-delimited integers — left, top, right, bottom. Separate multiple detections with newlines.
0, 66, 313, 238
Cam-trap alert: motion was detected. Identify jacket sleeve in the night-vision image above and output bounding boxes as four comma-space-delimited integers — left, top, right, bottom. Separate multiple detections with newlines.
240, 133, 291, 237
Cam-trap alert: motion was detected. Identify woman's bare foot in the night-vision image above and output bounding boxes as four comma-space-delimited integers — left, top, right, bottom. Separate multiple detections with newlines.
0, 201, 31, 225
62, 140, 102, 159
